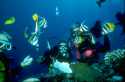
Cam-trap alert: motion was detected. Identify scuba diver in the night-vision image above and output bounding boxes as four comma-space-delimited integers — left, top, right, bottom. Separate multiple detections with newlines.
24, 13, 47, 51
28, 41, 73, 82
0, 31, 33, 82
69, 22, 111, 64
23, 41, 105, 82
39, 41, 72, 70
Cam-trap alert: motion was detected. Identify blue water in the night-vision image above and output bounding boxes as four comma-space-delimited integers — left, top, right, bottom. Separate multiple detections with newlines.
0, 0, 124, 81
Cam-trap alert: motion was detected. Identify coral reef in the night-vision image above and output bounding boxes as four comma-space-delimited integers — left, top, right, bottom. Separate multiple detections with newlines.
104, 49, 125, 66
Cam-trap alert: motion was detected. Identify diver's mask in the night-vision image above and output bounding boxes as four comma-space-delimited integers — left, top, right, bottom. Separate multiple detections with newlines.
71, 27, 85, 46
0, 40, 12, 51
58, 42, 69, 57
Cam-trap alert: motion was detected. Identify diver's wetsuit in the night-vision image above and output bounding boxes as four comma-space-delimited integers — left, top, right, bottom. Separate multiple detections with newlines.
0, 53, 23, 82
70, 34, 110, 64
0, 52, 10, 82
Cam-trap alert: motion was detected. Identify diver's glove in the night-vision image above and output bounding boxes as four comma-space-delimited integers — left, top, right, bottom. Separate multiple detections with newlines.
22, 77, 40, 82
20, 55, 33, 68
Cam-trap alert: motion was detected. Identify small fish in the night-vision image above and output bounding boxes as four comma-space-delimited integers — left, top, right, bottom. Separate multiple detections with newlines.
80, 22, 89, 32
28, 32, 39, 47
21, 55, 33, 67
56, 6, 60, 16
32, 13, 38, 22
22, 77, 40, 82
102, 22, 116, 35
56, 6, 59, 11
24, 27, 39, 48
91, 20, 116, 37
4, 17, 15, 25
47, 40, 51, 50
38, 17, 47, 29
56, 11, 60, 16
32, 13, 47, 29
34, 15, 47, 33
96, 0, 106, 7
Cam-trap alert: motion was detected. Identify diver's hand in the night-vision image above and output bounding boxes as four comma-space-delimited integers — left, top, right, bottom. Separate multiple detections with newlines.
22, 77, 40, 82
21, 55, 33, 68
